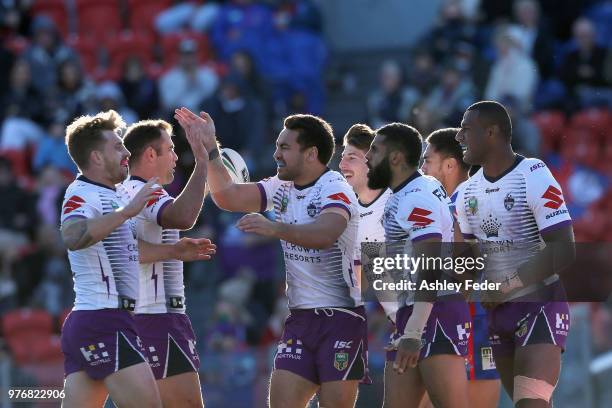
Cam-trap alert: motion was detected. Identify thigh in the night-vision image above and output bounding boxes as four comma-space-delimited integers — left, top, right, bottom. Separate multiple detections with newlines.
467, 380, 501, 408
269, 369, 319, 408
318, 380, 359, 408
383, 361, 425, 408
513, 343, 561, 408
157, 371, 204, 408
419, 354, 468, 408
104, 362, 161, 408
62, 371, 107, 408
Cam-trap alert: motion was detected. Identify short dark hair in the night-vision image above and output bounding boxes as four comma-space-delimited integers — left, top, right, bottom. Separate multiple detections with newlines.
467, 100, 512, 141
123, 120, 173, 165
343, 123, 375, 152
65, 110, 125, 170
376, 122, 422, 167
284, 114, 335, 165
426, 128, 470, 172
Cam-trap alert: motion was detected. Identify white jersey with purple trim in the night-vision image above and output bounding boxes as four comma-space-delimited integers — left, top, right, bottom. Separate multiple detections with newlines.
61, 176, 140, 311
383, 171, 454, 307
117, 177, 185, 314
454, 156, 572, 299
257, 170, 360, 309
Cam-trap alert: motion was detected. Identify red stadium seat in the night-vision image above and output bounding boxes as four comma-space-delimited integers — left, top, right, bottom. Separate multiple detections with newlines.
31, 0, 70, 37
570, 109, 611, 141
531, 110, 566, 154
2, 309, 53, 337
560, 128, 600, 168
66, 34, 99, 76
160, 31, 211, 70
75, 0, 123, 43
128, 0, 171, 35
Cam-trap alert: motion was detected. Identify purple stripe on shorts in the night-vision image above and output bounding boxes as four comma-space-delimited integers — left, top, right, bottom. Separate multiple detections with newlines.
256, 183, 267, 213
412, 232, 442, 242
156, 199, 173, 226
539, 219, 572, 234
321, 203, 351, 219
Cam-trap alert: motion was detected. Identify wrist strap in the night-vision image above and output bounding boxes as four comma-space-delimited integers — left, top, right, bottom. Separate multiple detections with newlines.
208, 148, 219, 161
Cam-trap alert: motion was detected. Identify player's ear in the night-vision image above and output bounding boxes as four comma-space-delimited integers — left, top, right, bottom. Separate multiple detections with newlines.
389, 150, 401, 166
90, 150, 103, 166
307, 146, 318, 163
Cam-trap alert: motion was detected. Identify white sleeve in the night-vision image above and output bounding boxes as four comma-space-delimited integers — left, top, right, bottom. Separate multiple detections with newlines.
525, 160, 572, 233
454, 184, 476, 239
319, 178, 356, 220
141, 189, 174, 226
395, 192, 443, 242
60, 189, 100, 224
256, 176, 284, 212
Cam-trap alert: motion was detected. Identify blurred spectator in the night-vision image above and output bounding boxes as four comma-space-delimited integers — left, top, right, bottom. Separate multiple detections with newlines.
95, 81, 139, 125
559, 17, 611, 109
367, 60, 419, 129
202, 74, 266, 157
0, 43, 15, 93
501, 95, 541, 157
155, 0, 221, 34
424, 63, 475, 125
0, 0, 32, 37
34, 166, 67, 227
424, 0, 477, 63
22, 15, 78, 93
229, 50, 268, 100
451, 41, 489, 93
406, 49, 438, 95
484, 25, 539, 112
0, 157, 37, 237
119, 56, 160, 120
1, 58, 43, 122
409, 101, 444, 137
512, 0, 556, 79
45, 59, 96, 122
33, 120, 77, 175
159, 39, 219, 114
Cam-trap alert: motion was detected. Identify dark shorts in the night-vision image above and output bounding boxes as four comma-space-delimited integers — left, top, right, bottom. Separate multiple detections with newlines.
466, 303, 500, 381
134, 313, 200, 380
274, 306, 369, 385
386, 295, 470, 362
487, 298, 570, 358
61, 309, 146, 380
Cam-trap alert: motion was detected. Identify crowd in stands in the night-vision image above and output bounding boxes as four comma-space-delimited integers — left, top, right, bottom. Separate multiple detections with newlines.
0, 0, 610, 400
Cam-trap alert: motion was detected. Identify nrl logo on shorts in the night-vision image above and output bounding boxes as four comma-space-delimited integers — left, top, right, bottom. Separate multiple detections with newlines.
504, 193, 515, 211
516, 318, 529, 338
334, 352, 349, 371
467, 196, 478, 215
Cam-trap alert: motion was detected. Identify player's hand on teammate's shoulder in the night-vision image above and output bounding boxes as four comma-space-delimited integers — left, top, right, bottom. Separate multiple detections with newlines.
236, 213, 279, 238
122, 177, 163, 218
172, 237, 217, 261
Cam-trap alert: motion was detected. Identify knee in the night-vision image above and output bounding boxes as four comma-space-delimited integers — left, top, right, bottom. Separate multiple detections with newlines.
513, 375, 556, 406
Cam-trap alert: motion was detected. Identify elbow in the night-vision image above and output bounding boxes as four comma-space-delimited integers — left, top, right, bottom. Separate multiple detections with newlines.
174, 217, 197, 231
211, 192, 233, 211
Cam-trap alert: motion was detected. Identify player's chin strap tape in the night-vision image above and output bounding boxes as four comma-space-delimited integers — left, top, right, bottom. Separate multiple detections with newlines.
513, 375, 556, 404
314, 307, 366, 321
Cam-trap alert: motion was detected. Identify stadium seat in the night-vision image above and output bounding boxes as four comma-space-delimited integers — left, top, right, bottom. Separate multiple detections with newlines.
128, 0, 171, 35
75, 0, 123, 42
31, 0, 70, 37
2, 308, 53, 337
66, 34, 99, 76
160, 31, 211, 70
531, 110, 566, 154
105, 31, 155, 80
570, 109, 611, 141
560, 128, 600, 168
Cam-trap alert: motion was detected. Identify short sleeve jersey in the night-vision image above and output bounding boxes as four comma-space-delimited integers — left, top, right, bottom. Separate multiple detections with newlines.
257, 170, 360, 309
383, 172, 454, 306
118, 177, 185, 313
454, 156, 572, 296
61, 176, 140, 311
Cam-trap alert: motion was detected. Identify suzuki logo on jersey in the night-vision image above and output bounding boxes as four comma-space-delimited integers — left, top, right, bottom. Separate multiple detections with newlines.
327, 192, 351, 205
407, 208, 433, 228
146, 190, 164, 208
63, 195, 85, 214
542, 185, 564, 209
334, 340, 353, 349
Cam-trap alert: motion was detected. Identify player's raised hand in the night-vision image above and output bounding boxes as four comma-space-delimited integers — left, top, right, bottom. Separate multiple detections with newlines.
236, 213, 279, 237
122, 177, 162, 218
174, 107, 209, 164
172, 237, 217, 261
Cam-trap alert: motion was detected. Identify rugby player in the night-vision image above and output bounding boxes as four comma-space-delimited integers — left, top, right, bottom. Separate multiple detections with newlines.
118, 110, 213, 407
365, 123, 470, 408
60, 110, 214, 408
186, 107, 367, 408
454, 101, 575, 407
420, 128, 501, 408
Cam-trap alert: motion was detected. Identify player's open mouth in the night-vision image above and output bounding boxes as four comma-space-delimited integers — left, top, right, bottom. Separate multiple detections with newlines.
120, 159, 129, 167
460, 144, 468, 153
342, 171, 353, 179
276, 162, 286, 168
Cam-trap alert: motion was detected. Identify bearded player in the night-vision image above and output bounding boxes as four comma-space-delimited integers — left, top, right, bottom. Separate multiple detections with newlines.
365, 123, 470, 408
455, 101, 574, 407
420, 128, 501, 408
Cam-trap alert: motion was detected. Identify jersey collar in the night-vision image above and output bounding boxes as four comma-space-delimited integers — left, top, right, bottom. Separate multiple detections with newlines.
129, 175, 147, 183
358, 188, 387, 208
294, 168, 330, 191
391, 170, 421, 193
77, 175, 116, 191
483, 155, 524, 183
